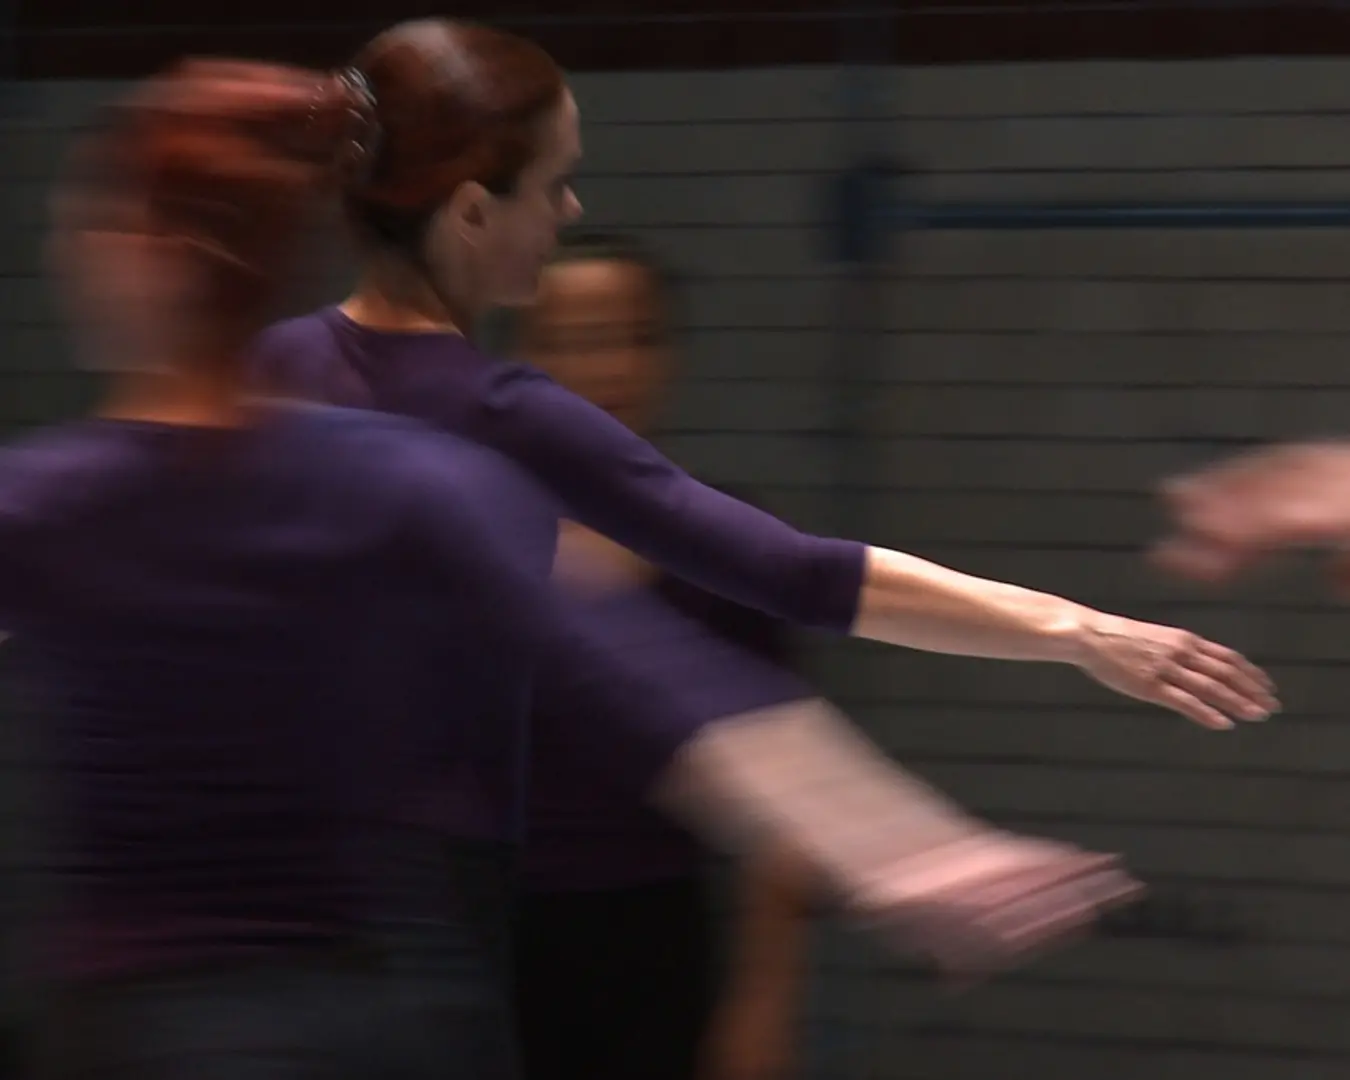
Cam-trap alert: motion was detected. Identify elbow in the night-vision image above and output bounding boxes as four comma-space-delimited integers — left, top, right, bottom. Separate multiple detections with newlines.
788, 537, 867, 634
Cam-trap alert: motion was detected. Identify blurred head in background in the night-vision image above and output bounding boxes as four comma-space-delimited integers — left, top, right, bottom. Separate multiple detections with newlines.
50, 59, 376, 385
516, 233, 677, 435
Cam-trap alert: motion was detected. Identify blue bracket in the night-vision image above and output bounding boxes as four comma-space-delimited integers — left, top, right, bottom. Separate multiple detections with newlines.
892, 200, 1350, 231
826, 160, 1350, 263
823, 157, 906, 265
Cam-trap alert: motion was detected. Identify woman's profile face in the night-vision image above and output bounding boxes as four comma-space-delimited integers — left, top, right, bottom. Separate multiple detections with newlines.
519, 256, 671, 434
424, 90, 585, 312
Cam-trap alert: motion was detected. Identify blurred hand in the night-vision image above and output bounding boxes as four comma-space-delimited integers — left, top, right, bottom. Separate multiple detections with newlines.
853, 833, 1143, 984
1074, 612, 1278, 730
1154, 441, 1350, 589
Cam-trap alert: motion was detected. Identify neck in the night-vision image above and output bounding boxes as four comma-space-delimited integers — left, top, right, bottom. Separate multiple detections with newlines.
98, 360, 252, 429
343, 259, 477, 336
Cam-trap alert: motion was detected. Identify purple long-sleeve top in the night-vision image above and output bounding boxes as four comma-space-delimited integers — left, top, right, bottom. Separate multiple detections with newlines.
251, 307, 867, 633
524, 484, 809, 893
0, 405, 720, 982
524, 576, 811, 892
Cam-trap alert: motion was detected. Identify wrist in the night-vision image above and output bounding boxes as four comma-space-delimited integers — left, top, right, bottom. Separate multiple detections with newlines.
1038, 600, 1096, 666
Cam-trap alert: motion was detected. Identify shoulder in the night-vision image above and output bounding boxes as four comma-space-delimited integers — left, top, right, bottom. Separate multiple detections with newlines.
463, 350, 592, 422
0, 420, 160, 528
467, 358, 663, 477
1, 419, 152, 479
287, 403, 553, 539
470, 354, 565, 414
250, 312, 333, 366
275, 402, 487, 488
248, 311, 367, 405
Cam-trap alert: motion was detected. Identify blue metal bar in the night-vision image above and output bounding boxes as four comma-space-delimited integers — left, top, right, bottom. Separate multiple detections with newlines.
888, 200, 1350, 230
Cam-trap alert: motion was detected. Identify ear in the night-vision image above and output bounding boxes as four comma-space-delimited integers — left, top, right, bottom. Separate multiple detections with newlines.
441, 180, 494, 248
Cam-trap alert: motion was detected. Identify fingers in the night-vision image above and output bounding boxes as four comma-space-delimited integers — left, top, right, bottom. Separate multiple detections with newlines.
862, 839, 1144, 985
922, 863, 1143, 984
1163, 639, 1279, 724
1151, 686, 1235, 731
1080, 614, 1279, 728
975, 865, 1140, 953
1200, 636, 1276, 693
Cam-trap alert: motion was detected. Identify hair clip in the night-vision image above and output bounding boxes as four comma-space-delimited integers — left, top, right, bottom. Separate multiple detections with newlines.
316, 66, 382, 188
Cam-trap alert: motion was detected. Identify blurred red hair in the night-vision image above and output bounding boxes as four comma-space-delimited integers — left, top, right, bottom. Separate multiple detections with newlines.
58, 58, 378, 346
56, 19, 569, 350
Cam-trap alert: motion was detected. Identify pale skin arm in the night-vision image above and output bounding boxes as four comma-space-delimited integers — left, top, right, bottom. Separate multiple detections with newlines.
559, 530, 1281, 733
435, 376, 1281, 732
853, 547, 1279, 730
654, 698, 1141, 985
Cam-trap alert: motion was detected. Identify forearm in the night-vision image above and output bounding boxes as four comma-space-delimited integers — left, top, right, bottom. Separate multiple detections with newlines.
652, 698, 986, 904
657, 698, 1141, 985
720, 847, 811, 1001
852, 546, 1092, 662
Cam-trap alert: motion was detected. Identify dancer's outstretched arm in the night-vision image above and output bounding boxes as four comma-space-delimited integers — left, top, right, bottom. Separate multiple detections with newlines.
471, 370, 1278, 731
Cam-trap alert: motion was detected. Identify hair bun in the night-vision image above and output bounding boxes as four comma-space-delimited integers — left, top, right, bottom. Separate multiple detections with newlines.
328, 66, 381, 187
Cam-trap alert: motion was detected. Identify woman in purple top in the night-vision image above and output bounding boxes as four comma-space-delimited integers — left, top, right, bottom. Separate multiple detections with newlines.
252, 17, 1276, 735
22, 60, 692, 1080
17, 56, 1145, 1080
510, 235, 816, 1080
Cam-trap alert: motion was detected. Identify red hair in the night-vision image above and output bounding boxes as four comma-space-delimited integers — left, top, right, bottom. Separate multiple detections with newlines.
59, 20, 567, 343
344, 19, 567, 252
61, 58, 378, 341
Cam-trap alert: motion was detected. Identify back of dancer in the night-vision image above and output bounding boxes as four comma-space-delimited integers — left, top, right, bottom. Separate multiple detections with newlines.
24, 58, 581, 1080
15, 406, 548, 980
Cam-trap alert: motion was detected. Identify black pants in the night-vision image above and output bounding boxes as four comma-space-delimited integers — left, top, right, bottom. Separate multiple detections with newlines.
512, 876, 720, 1080
32, 947, 517, 1080
30, 840, 522, 1080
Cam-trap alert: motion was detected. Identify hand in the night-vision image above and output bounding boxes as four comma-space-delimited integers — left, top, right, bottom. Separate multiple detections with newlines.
851, 833, 1143, 985
1075, 612, 1278, 730
1154, 441, 1350, 586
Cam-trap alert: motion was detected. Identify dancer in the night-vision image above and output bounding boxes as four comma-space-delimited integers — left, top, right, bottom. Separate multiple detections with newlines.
19, 58, 1140, 1080
253, 17, 1276, 733
511, 234, 815, 1080
27, 59, 662, 1080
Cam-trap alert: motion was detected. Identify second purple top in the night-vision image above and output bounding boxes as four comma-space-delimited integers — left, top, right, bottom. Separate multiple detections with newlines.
252, 307, 866, 634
